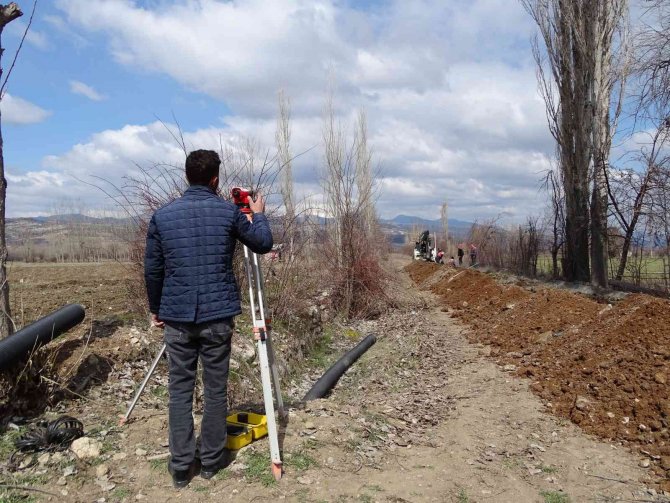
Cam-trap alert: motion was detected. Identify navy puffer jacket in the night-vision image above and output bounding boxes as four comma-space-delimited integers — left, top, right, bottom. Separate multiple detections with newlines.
144, 185, 273, 323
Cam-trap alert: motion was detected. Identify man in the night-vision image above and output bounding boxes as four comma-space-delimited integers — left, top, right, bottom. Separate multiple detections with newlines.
144, 149, 273, 488
457, 245, 465, 266
469, 243, 478, 266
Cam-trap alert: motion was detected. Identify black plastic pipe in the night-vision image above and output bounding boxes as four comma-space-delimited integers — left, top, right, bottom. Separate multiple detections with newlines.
0, 304, 86, 371
303, 334, 377, 401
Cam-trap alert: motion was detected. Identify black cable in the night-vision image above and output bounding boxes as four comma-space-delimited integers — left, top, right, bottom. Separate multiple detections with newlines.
13, 416, 84, 453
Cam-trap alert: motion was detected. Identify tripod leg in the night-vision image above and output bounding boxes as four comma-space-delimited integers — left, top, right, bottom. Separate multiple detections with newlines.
257, 337, 282, 480
119, 343, 167, 425
266, 333, 285, 418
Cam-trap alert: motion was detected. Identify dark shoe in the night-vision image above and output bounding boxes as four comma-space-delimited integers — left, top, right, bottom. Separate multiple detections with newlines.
200, 464, 220, 480
169, 462, 197, 489
201, 450, 234, 480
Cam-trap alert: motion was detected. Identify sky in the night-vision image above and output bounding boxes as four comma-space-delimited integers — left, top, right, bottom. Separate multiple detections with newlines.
0, 0, 615, 221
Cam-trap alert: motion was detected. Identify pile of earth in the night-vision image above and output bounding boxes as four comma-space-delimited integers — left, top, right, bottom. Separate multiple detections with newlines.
406, 262, 670, 481
405, 261, 441, 285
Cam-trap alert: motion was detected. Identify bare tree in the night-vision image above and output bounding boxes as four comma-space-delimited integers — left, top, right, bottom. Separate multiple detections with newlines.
590, 1, 630, 288
0, 2, 33, 336
635, 0, 670, 120
440, 201, 449, 250
276, 90, 295, 261
355, 109, 374, 236
522, 0, 629, 285
323, 94, 346, 266
542, 169, 565, 279
607, 122, 670, 280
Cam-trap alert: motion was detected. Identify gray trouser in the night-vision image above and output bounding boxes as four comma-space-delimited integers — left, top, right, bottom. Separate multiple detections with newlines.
164, 318, 234, 471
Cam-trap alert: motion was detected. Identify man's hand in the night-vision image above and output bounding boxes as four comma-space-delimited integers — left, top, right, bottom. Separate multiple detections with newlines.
151, 313, 165, 329
249, 193, 265, 214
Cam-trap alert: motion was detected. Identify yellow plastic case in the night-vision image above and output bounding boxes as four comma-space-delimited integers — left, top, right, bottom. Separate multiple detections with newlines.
227, 411, 268, 441
225, 422, 253, 450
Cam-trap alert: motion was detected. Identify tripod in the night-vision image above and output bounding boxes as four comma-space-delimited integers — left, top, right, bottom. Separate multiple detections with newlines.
120, 246, 285, 481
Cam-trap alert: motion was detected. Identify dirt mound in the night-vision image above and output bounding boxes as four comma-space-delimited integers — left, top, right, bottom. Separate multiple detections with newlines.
525, 294, 670, 478
404, 261, 441, 285
431, 269, 530, 329
408, 262, 670, 480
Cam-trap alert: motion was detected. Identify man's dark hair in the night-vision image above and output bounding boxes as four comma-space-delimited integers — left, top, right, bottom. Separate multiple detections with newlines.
185, 150, 220, 185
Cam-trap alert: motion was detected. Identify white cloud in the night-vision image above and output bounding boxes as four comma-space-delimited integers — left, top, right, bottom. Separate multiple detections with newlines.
69, 80, 107, 101
34, 0, 555, 222
7, 20, 50, 50
1, 94, 51, 124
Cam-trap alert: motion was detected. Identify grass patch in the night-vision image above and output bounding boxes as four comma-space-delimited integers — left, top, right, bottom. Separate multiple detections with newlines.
541, 491, 570, 503
287, 451, 317, 471
243, 450, 277, 487
457, 488, 469, 503
111, 486, 131, 501
344, 328, 360, 339
151, 385, 168, 398
308, 330, 335, 368
0, 491, 36, 503
365, 484, 383, 492
149, 458, 168, 471
344, 438, 361, 452
357, 495, 372, 503
191, 485, 209, 493
541, 464, 558, 474
502, 457, 522, 470
212, 469, 230, 481
10, 473, 48, 486
0, 430, 22, 458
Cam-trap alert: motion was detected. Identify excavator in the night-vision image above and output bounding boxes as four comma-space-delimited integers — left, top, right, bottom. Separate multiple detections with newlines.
413, 230, 436, 261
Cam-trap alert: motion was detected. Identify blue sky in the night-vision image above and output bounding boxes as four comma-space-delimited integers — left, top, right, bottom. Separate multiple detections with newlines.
0, 0, 649, 221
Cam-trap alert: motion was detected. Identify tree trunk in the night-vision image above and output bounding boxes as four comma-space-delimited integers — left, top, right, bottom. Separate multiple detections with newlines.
0, 115, 11, 336
590, 160, 609, 287
0, 3, 24, 337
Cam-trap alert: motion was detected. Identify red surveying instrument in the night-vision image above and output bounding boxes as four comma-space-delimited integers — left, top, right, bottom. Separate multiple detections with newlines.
231, 187, 255, 214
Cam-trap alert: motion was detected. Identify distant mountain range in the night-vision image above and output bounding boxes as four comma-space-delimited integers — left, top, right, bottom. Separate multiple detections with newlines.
382, 214, 472, 233
24, 214, 133, 225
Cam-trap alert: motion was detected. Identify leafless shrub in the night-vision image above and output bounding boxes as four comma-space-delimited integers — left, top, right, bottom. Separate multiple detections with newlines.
321, 98, 388, 318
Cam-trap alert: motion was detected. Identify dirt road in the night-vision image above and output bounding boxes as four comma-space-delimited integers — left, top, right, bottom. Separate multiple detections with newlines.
32, 257, 661, 502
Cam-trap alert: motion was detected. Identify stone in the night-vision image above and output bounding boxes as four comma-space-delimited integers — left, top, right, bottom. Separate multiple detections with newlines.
229, 463, 247, 474
297, 476, 312, 485
135, 448, 148, 457
63, 465, 76, 477
112, 452, 127, 461
503, 364, 517, 372
37, 453, 50, 466
96, 465, 109, 478
606, 412, 615, 419
660, 456, 670, 471
56, 477, 67, 486
70, 437, 102, 459
533, 331, 553, 344
640, 459, 651, 468
575, 396, 590, 412
655, 372, 667, 385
